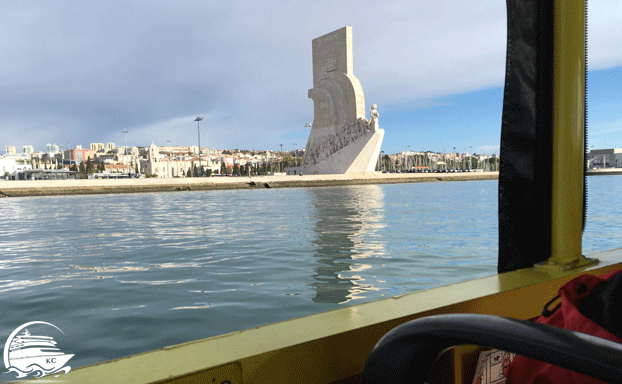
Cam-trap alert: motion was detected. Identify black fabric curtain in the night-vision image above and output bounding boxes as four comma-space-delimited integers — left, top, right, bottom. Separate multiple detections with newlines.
498, 0, 555, 273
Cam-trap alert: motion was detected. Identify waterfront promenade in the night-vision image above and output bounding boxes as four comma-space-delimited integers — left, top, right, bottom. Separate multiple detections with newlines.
0, 171, 498, 197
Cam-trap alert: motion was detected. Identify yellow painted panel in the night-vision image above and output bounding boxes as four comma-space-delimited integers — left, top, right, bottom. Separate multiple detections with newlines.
168, 363, 242, 384
550, 0, 586, 265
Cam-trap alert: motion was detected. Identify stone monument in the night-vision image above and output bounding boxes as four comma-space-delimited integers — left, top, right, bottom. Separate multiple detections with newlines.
296, 26, 384, 175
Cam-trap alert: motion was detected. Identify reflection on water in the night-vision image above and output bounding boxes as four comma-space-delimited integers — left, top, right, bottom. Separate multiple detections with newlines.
0, 180, 530, 378
310, 185, 385, 303
0, 178, 617, 379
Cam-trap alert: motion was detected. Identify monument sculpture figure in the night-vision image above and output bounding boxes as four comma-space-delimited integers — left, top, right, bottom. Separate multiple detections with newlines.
294, 27, 384, 175
368, 104, 379, 130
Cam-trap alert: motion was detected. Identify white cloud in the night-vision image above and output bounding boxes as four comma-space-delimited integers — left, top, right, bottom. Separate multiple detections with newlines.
589, 1, 622, 70
1, 0, 621, 153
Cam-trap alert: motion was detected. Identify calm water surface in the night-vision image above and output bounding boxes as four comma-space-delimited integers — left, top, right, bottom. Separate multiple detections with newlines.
0, 177, 620, 377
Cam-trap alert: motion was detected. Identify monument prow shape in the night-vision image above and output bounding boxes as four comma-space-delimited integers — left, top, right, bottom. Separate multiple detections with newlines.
298, 27, 384, 175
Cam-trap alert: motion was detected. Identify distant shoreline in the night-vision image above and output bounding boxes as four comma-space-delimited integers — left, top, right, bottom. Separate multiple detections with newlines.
586, 169, 622, 176
0, 172, 499, 198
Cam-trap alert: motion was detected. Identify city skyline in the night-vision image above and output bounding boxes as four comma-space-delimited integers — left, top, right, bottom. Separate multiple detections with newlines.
1, 1, 621, 155
6, 141, 505, 157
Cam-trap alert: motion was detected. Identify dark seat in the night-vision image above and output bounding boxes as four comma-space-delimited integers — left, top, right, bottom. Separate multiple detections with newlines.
362, 314, 622, 384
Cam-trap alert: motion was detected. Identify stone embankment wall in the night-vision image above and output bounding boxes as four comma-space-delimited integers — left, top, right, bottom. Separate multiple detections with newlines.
0, 172, 499, 197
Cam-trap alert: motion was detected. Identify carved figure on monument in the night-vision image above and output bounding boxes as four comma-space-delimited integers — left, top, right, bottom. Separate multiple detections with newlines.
296, 27, 384, 174
368, 104, 379, 131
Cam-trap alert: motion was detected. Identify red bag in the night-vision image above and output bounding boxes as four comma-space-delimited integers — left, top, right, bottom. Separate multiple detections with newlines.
507, 269, 622, 384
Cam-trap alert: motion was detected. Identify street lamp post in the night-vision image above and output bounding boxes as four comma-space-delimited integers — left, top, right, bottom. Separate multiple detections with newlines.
280, 143, 283, 173
122, 130, 129, 155
167, 140, 172, 178
381, 151, 385, 172
304, 123, 311, 140
469, 146, 473, 171
195, 117, 203, 177
121, 131, 130, 174
293, 143, 298, 167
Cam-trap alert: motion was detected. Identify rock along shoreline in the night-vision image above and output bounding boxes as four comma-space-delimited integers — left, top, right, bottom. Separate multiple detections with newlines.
0, 172, 499, 198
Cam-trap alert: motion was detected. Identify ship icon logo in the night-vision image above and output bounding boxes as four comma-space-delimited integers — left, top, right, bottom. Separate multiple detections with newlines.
3, 321, 73, 379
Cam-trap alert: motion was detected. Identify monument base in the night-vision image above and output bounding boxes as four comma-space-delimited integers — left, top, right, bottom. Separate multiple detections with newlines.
292, 128, 384, 175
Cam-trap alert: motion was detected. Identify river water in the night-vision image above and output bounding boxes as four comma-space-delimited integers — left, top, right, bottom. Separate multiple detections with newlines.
0, 177, 620, 376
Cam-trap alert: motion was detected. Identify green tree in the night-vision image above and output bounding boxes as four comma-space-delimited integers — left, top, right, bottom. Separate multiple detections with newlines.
283, 156, 296, 169
233, 164, 240, 175
468, 156, 478, 170
85, 158, 95, 174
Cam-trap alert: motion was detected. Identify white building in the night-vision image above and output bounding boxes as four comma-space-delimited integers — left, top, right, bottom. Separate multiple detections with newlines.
590, 148, 622, 168
0, 157, 32, 178
90, 143, 105, 152
5, 146, 16, 155
45, 143, 60, 154
23, 145, 34, 154
117, 154, 132, 164
140, 143, 220, 177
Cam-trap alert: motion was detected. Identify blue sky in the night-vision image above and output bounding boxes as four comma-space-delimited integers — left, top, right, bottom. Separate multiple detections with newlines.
1, 1, 621, 155
380, 87, 505, 155
380, 65, 622, 155
588, 67, 622, 149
